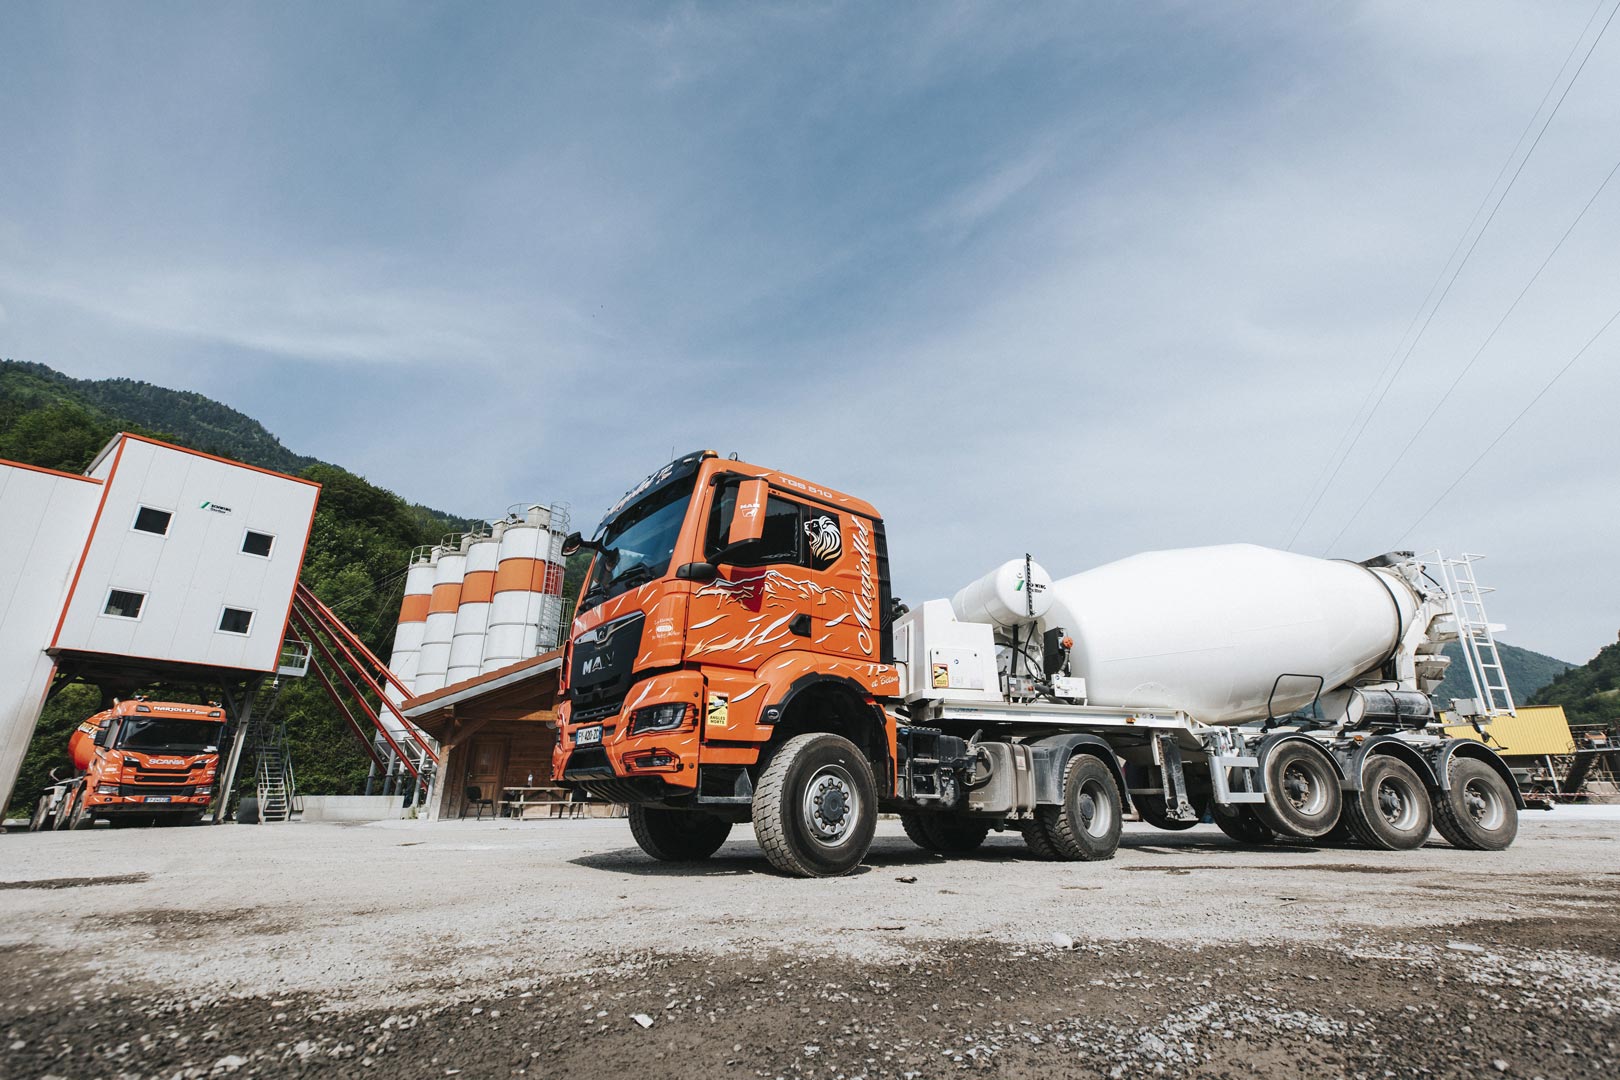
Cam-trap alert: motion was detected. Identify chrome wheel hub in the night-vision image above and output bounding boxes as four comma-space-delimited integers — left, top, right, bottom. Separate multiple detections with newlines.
804, 766, 859, 846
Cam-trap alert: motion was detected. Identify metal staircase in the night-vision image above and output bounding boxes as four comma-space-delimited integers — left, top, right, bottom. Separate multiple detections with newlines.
1433, 552, 1516, 718
247, 679, 299, 822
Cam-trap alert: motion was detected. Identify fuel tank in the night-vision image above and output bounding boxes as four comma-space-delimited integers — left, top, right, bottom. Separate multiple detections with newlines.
1045, 544, 1419, 724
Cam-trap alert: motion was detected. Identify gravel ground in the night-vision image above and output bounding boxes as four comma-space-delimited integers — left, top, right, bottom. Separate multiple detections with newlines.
2, 808, 1618, 1078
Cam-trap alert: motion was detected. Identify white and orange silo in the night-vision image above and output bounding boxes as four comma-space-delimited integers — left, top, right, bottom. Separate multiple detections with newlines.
445, 525, 502, 686
384, 546, 438, 689
413, 535, 469, 695
480, 504, 568, 673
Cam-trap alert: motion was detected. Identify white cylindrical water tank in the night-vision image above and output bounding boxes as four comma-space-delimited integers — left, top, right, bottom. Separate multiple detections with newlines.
480, 504, 566, 674
951, 556, 1054, 628
413, 537, 469, 695
446, 527, 502, 686
1045, 544, 1419, 724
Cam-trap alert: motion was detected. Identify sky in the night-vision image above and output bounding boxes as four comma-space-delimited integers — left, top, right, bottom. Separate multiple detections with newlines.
2, 2, 1617, 665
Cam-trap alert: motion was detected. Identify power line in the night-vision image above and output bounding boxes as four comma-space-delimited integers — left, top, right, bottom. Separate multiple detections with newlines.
1323, 152, 1620, 554
1395, 301, 1620, 545
1283, 0, 1616, 550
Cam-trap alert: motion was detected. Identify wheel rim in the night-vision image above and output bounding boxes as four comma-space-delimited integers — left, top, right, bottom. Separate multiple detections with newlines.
803, 765, 860, 846
1281, 759, 1330, 817
1078, 778, 1114, 837
1376, 773, 1421, 831
1462, 776, 1505, 831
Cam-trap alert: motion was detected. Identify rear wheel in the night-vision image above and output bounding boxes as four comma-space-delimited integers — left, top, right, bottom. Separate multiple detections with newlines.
1037, 754, 1122, 861
922, 815, 990, 854
752, 733, 878, 877
1345, 756, 1432, 851
628, 805, 732, 862
1211, 804, 1275, 845
52, 788, 81, 831
29, 795, 53, 832
1433, 757, 1518, 851
899, 811, 940, 851
1256, 741, 1342, 840
1019, 819, 1062, 860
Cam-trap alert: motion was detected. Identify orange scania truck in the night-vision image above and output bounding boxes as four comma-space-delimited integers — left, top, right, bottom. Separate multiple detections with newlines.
553, 451, 1523, 877
30, 699, 225, 830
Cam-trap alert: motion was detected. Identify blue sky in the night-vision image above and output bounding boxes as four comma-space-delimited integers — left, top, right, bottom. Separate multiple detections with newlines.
3, 2, 1618, 664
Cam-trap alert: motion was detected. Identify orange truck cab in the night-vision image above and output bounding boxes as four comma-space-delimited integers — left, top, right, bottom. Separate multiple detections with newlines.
553, 450, 915, 875
44, 699, 225, 828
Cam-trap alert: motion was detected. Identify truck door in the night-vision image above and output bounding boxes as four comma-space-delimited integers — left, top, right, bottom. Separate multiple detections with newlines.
685, 476, 875, 669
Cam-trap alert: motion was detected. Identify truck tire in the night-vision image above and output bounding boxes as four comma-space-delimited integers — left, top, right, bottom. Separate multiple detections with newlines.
922, 815, 991, 854
752, 733, 877, 878
1256, 741, 1342, 840
30, 795, 52, 832
67, 791, 93, 830
1019, 819, 1062, 860
52, 787, 80, 831
1211, 804, 1274, 845
1345, 756, 1432, 851
1037, 754, 1122, 861
1432, 757, 1518, 851
899, 811, 940, 851
628, 805, 732, 861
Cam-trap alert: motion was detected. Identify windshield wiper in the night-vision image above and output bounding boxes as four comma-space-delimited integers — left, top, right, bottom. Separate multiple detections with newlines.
607, 564, 656, 594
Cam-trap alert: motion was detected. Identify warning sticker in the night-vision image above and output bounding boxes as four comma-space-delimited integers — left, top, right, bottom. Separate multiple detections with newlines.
707, 693, 729, 729
931, 663, 950, 689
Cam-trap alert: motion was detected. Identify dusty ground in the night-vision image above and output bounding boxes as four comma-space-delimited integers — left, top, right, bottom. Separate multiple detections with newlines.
1, 809, 1617, 1079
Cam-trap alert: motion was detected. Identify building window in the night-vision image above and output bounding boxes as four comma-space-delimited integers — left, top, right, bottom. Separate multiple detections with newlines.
241, 530, 275, 558
132, 506, 172, 536
104, 589, 146, 620
218, 607, 254, 635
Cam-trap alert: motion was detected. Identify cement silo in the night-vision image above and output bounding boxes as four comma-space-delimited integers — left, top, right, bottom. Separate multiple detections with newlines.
413, 536, 469, 695
445, 526, 501, 686
480, 504, 568, 673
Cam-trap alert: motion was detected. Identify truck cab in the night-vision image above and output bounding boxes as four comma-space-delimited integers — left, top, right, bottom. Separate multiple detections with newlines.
552, 451, 903, 870
43, 699, 225, 828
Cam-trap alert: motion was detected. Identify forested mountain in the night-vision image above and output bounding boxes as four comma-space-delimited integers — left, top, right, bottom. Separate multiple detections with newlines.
1529, 637, 1620, 730
0, 358, 478, 815
1430, 641, 1573, 708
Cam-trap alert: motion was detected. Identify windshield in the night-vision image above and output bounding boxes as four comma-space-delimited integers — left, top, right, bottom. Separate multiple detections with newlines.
580, 480, 695, 613
116, 718, 221, 753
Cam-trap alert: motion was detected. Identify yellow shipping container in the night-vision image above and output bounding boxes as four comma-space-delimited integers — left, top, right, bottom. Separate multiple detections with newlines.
1442, 704, 1575, 757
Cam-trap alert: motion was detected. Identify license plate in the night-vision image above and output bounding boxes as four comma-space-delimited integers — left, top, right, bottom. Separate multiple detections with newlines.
145, 796, 171, 803
575, 725, 602, 747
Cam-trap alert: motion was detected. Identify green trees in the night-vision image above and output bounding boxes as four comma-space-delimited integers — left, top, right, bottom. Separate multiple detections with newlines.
1530, 638, 1620, 730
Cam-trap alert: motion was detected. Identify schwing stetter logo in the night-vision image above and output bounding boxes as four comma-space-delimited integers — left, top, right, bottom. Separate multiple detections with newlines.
199, 501, 234, 515
804, 514, 842, 570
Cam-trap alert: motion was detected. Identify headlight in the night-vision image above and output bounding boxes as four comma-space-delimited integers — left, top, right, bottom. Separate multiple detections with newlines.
123, 758, 140, 768
630, 703, 689, 735
96, 784, 119, 795
194, 786, 213, 796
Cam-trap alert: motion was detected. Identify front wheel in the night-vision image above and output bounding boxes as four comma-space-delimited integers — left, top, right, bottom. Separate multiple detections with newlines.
52, 788, 81, 831
1037, 754, 1122, 861
752, 733, 877, 878
628, 805, 732, 862
1433, 757, 1518, 851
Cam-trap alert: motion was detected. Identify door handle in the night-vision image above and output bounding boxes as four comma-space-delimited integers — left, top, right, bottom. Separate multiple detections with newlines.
790, 614, 812, 637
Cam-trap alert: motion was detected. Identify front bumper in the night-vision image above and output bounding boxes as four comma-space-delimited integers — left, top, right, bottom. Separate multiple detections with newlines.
555, 670, 706, 795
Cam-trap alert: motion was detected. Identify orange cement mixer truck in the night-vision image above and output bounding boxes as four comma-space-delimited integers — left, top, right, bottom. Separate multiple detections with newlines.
552, 451, 1524, 877
29, 699, 225, 830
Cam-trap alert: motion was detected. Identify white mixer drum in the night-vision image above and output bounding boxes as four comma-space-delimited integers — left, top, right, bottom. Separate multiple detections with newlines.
1045, 544, 1418, 724
951, 557, 1054, 628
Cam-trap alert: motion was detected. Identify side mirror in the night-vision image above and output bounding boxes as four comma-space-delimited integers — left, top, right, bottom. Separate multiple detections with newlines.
93, 725, 112, 748
560, 531, 585, 557
724, 478, 770, 547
